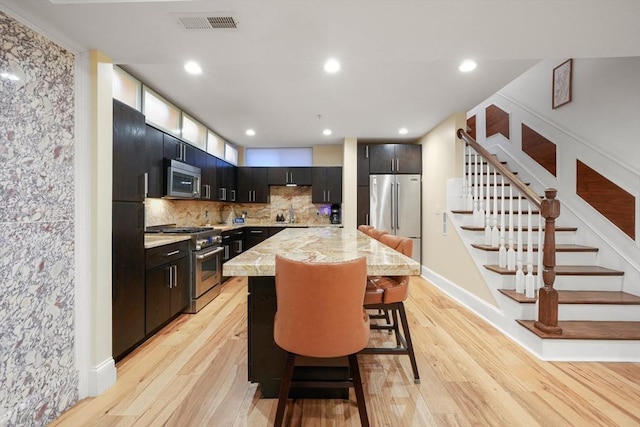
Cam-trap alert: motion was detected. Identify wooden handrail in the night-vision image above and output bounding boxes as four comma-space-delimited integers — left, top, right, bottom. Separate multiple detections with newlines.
457, 129, 542, 208
457, 128, 562, 335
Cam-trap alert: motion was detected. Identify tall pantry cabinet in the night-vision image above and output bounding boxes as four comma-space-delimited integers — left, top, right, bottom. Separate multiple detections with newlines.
112, 99, 146, 360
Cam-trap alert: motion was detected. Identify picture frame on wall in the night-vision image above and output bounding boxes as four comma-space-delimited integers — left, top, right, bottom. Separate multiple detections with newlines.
552, 58, 573, 109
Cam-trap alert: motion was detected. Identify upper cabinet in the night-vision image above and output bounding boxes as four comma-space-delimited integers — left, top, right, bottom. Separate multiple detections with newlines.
368, 143, 422, 174
194, 148, 217, 200
267, 167, 312, 186
311, 167, 342, 204
163, 133, 195, 165
237, 167, 269, 203
145, 125, 165, 198
216, 158, 237, 202
113, 99, 146, 202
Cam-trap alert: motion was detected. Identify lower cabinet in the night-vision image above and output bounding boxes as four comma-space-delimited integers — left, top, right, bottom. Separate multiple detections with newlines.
244, 227, 269, 250
145, 241, 190, 334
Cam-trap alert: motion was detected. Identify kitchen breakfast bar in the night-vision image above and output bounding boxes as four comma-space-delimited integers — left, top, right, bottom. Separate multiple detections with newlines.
223, 227, 421, 398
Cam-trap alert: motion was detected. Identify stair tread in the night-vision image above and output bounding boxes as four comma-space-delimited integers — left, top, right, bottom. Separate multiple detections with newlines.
484, 264, 625, 276
499, 289, 640, 304
517, 320, 640, 340
471, 243, 598, 252
462, 225, 578, 232
452, 210, 540, 215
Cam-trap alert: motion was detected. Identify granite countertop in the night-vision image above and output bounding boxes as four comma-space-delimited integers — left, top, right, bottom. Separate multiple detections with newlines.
222, 228, 420, 277
210, 222, 343, 232
144, 234, 191, 249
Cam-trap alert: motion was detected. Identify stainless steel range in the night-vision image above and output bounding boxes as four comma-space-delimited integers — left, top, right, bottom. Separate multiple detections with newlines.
147, 225, 223, 313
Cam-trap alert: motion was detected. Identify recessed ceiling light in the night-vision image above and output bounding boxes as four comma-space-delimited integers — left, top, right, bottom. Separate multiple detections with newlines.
398, 128, 408, 135
458, 59, 477, 73
246, 129, 256, 136
0, 72, 19, 81
184, 61, 202, 75
323, 129, 332, 136
324, 58, 341, 74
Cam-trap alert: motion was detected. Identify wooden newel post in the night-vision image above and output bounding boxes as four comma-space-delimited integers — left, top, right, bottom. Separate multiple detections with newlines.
534, 188, 562, 334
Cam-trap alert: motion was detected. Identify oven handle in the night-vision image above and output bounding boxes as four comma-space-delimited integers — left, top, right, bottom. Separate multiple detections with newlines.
195, 246, 224, 260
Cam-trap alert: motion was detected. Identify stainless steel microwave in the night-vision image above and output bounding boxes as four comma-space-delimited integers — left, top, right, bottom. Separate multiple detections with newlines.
166, 159, 201, 199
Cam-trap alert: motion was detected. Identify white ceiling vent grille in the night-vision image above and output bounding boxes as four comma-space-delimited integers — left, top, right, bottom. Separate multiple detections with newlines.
174, 13, 238, 31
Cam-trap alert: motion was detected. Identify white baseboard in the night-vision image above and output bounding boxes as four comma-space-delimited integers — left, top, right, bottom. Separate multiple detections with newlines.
88, 358, 116, 397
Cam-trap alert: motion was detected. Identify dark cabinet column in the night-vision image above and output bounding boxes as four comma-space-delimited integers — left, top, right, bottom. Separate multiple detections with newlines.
145, 125, 165, 198
357, 144, 370, 186
113, 99, 146, 202
357, 185, 370, 226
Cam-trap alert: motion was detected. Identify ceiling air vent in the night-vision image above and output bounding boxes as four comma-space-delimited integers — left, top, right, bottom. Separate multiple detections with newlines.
174, 13, 239, 31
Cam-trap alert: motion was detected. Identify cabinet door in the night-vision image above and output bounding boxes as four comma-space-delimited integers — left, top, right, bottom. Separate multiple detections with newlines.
311, 167, 327, 203
145, 125, 165, 198
245, 227, 268, 250
253, 167, 269, 203
163, 133, 182, 161
395, 144, 422, 174
194, 149, 209, 200
236, 167, 253, 202
325, 167, 342, 203
112, 201, 145, 359
357, 145, 370, 186
289, 167, 312, 186
113, 99, 146, 202
170, 256, 190, 316
267, 167, 288, 186
357, 186, 370, 226
145, 263, 172, 334
368, 144, 395, 174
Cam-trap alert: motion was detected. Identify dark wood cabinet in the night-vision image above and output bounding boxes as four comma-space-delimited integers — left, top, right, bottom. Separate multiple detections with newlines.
244, 227, 270, 250
230, 229, 245, 257
215, 158, 237, 202
357, 144, 370, 186
312, 167, 342, 204
267, 167, 312, 186
369, 143, 421, 174
145, 125, 165, 198
237, 167, 269, 203
113, 99, 146, 202
163, 133, 195, 165
194, 149, 216, 200
112, 201, 145, 361
357, 185, 370, 226
145, 241, 190, 334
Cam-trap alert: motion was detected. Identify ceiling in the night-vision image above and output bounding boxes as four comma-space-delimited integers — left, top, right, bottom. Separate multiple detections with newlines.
2, 0, 639, 148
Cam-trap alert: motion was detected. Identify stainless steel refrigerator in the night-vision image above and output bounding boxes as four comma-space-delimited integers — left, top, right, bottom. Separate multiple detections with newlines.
370, 174, 421, 263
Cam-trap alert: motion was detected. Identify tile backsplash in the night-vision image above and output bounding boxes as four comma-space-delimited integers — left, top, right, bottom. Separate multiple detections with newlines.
145, 186, 336, 227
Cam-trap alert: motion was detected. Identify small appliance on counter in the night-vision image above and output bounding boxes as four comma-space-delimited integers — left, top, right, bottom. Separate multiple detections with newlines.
330, 204, 341, 224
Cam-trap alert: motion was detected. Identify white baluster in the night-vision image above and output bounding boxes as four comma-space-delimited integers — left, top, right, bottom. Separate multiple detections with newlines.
507, 186, 515, 270
537, 211, 544, 290
473, 151, 480, 226
466, 147, 473, 211
498, 176, 506, 268
525, 201, 535, 298
491, 168, 499, 246
515, 196, 525, 293
478, 155, 485, 228
484, 166, 492, 245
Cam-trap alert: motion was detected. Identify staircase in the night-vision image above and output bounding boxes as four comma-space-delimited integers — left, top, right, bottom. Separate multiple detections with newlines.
449, 130, 640, 361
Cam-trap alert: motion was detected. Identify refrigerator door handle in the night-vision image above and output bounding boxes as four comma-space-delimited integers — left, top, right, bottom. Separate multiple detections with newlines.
396, 182, 400, 230
390, 182, 395, 232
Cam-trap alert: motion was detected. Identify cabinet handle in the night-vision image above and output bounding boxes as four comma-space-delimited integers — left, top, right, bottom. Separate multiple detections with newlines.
323, 190, 326, 202
143, 172, 148, 198
173, 265, 178, 288
166, 250, 180, 256
168, 265, 174, 288
181, 144, 186, 162
250, 230, 262, 234
391, 158, 394, 172
365, 213, 369, 225
365, 146, 369, 158
327, 190, 330, 201
396, 158, 399, 172
224, 245, 229, 260
230, 189, 236, 201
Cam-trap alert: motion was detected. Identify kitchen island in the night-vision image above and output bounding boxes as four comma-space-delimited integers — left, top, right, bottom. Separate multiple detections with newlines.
223, 227, 421, 397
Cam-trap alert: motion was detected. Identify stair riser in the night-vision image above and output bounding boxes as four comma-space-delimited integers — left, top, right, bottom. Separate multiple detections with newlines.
476, 250, 598, 266
494, 275, 623, 292
498, 295, 640, 322
465, 231, 577, 246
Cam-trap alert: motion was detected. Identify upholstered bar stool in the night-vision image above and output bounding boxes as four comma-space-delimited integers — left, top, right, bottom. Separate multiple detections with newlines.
368, 228, 388, 241
273, 255, 371, 427
358, 224, 374, 234
361, 235, 420, 383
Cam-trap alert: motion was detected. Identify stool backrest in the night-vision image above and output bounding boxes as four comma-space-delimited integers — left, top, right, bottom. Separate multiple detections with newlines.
378, 234, 413, 303
358, 225, 374, 234
274, 255, 370, 358
369, 228, 388, 240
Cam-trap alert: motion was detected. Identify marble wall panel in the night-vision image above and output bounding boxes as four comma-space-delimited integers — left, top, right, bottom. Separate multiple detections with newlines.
0, 12, 77, 426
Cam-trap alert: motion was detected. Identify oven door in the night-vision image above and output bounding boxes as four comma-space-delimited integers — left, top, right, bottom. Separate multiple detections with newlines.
193, 246, 223, 298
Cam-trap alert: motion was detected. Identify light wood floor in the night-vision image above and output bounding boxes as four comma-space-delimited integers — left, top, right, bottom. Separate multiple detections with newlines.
52, 276, 640, 426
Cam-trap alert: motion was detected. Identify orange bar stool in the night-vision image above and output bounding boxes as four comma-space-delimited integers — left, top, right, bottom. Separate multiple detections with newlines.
273, 255, 371, 427
360, 235, 420, 383
368, 228, 388, 240
358, 224, 374, 234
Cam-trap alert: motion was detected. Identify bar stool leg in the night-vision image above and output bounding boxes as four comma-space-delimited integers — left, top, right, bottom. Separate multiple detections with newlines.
274, 352, 296, 427
397, 303, 420, 383
348, 354, 369, 427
